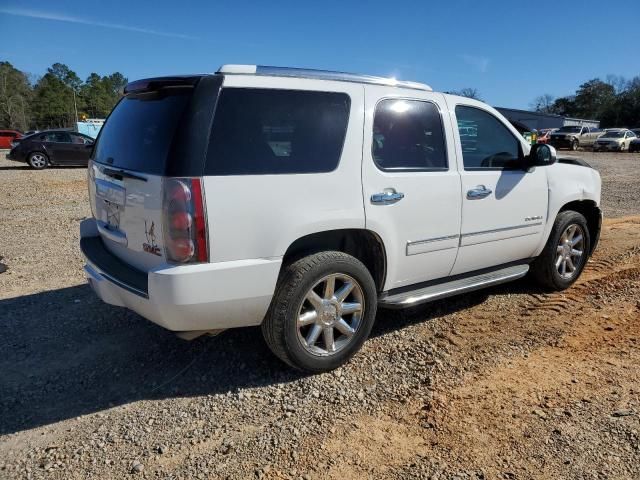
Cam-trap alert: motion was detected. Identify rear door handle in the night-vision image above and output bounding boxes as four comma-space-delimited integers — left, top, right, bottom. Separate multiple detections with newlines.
466, 185, 493, 200
371, 189, 405, 205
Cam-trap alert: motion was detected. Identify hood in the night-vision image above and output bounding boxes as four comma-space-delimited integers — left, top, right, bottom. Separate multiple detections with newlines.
596, 136, 623, 143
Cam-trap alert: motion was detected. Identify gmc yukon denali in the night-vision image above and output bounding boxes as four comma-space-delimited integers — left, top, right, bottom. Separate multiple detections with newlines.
81, 65, 602, 372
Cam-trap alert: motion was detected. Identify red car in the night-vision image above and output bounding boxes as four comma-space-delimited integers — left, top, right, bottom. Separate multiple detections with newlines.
0, 130, 22, 149
536, 128, 557, 144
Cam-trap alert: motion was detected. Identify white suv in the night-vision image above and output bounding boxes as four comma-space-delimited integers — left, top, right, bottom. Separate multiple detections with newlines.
81, 65, 602, 372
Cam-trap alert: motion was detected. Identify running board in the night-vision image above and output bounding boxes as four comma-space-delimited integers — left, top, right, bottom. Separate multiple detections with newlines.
378, 264, 529, 309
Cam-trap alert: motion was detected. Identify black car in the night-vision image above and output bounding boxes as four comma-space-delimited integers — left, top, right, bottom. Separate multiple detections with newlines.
630, 129, 640, 153
7, 130, 94, 169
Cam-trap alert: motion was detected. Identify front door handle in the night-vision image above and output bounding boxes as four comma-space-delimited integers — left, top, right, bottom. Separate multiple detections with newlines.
371, 189, 405, 205
466, 185, 493, 200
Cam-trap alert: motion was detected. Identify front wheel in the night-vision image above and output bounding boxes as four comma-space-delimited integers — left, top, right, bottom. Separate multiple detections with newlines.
28, 152, 49, 169
530, 211, 591, 291
571, 139, 579, 151
262, 251, 377, 372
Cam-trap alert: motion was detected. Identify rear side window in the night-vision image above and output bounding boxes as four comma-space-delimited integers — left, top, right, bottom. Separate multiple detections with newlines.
373, 99, 447, 171
44, 132, 72, 143
93, 89, 192, 174
455, 106, 521, 170
205, 88, 350, 175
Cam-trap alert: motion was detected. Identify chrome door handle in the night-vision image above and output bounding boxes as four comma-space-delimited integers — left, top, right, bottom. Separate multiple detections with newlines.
466, 185, 493, 200
371, 189, 405, 205
96, 220, 128, 245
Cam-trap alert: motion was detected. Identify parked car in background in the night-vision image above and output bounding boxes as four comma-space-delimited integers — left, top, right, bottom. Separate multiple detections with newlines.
7, 130, 94, 169
80, 64, 602, 372
593, 129, 637, 152
536, 128, 557, 144
629, 129, 640, 153
548, 125, 602, 151
0, 129, 22, 149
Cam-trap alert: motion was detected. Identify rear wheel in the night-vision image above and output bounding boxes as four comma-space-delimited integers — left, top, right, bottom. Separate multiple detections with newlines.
28, 152, 48, 169
262, 251, 377, 372
530, 211, 590, 291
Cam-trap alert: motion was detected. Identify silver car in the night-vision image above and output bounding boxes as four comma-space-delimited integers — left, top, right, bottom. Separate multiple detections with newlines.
593, 129, 637, 152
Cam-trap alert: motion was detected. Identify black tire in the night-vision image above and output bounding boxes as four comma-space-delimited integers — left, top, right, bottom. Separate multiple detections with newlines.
571, 139, 579, 151
28, 151, 49, 169
262, 251, 377, 372
530, 211, 591, 291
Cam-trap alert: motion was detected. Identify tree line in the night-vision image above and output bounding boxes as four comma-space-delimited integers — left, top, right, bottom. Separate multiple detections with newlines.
0, 61, 127, 131
531, 75, 640, 128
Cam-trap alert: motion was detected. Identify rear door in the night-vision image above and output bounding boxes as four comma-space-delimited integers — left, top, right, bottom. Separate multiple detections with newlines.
362, 86, 461, 290
43, 132, 75, 163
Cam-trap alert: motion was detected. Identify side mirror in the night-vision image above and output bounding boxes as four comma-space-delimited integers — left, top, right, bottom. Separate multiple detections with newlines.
526, 143, 557, 168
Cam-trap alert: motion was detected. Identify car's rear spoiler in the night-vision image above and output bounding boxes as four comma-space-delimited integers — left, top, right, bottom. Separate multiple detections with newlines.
124, 75, 204, 94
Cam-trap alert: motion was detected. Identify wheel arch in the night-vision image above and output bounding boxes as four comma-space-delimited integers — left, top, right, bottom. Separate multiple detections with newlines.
281, 229, 387, 292
559, 199, 602, 255
27, 150, 50, 166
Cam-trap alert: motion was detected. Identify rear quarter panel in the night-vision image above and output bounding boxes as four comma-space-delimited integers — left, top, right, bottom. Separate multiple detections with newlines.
202, 76, 366, 262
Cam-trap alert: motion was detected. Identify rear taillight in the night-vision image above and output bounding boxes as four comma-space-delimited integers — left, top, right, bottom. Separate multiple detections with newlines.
163, 178, 208, 263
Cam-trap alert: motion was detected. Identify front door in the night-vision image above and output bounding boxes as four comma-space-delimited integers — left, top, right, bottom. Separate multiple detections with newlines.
362, 87, 462, 291
449, 103, 548, 275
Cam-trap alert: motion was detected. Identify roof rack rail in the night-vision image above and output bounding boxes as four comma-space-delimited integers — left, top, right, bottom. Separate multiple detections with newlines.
217, 64, 432, 92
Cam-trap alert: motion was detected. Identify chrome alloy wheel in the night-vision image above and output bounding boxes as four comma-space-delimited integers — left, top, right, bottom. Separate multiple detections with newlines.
555, 224, 585, 279
30, 153, 47, 168
296, 274, 364, 356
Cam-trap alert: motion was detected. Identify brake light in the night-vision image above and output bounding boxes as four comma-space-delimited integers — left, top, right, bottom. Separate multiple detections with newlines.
163, 178, 208, 263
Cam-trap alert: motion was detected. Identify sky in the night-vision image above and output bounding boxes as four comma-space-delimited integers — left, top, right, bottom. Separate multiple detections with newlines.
0, 0, 638, 109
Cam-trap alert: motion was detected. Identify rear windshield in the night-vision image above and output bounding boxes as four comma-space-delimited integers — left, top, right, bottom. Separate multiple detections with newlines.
93, 88, 192, 174
205, 88, 350, 175
602, 131, 624, 138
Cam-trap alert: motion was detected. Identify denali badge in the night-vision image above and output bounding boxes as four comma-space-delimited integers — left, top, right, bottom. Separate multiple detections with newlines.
143, 221, 161, 256
525, 215, 543, 222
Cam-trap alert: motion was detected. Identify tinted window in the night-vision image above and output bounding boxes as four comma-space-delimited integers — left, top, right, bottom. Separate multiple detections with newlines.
94, 89, 192, 174
372, 99, 447, 171
455, 106, 521, 170
71, 134, 93, 144
44, 132, 72, 143
205, 89, 350, 175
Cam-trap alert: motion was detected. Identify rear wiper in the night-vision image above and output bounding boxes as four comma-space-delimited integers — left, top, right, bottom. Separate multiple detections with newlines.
101, 166, 148, 182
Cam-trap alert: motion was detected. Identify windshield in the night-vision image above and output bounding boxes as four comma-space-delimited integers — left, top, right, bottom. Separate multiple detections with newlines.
602, 131, 624, 138
557, 126, 582, 133
93, 89, 193, 174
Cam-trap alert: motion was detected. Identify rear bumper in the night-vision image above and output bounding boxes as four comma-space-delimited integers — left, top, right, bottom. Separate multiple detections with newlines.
80, 219, 281, 332
6, 149, 20, 161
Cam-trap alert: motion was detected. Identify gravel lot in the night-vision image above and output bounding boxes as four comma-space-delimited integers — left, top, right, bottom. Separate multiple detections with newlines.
1, 150, 639, 479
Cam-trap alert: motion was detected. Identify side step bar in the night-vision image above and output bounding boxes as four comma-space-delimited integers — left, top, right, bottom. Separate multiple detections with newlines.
378, 264, 529, 309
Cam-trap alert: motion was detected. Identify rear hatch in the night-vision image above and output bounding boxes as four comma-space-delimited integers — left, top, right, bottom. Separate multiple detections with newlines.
88, 75, 220, 271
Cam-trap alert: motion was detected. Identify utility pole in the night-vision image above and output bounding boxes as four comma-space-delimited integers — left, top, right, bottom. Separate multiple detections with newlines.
18, 96, 27, 131
72, 88, 79, 126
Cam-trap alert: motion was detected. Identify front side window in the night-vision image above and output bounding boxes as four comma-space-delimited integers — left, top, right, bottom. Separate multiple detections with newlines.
205, 88, 350, 175
372, 99, 447, 171
455, 106, 521, 170
71, 134, 93, 144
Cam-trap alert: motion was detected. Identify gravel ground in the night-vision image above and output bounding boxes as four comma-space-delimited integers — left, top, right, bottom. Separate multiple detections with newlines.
0, 150, 639, 480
